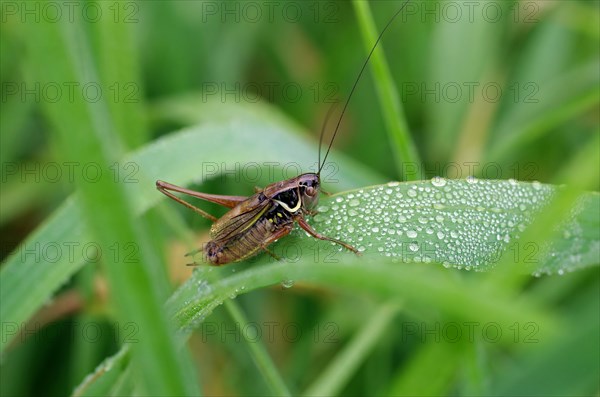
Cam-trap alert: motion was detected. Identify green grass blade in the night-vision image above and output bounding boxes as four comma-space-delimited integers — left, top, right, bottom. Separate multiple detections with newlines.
22, 15, 199, 395
490, 280, 600, 396
77, 254, 556, 394
303, 302, 400, 396
224, 300, 291, 396
90, 1, 147, 148
72, 346, 133, 397
554, 131, 600, 191
352, 0, 421, 180
388, 340, 462, 396
1, 198, 84, 353
426, 0, 501, 162
488, 59, 600, 161
311, 180, 597, 275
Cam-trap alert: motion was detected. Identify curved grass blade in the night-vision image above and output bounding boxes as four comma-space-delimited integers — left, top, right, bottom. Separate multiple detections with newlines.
73, 178, 598, 393
24, 13, 198, 395
488, 59, 600, 161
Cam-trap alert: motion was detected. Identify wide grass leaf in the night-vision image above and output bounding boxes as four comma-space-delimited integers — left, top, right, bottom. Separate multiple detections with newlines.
73, 177, 598, 393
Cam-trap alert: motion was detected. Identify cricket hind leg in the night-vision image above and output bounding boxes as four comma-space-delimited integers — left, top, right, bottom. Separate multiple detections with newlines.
156, 180, 251, 223
156, 180, 248, 208
261, 246, 281, 261
258, 224, 294, 262
156, 180, 219, 222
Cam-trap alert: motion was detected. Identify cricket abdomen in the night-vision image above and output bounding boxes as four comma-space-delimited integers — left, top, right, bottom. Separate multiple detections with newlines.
204, 215, 288, 265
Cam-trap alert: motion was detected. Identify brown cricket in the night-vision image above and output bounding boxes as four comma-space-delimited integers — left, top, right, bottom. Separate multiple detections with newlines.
156, 1, 410, 265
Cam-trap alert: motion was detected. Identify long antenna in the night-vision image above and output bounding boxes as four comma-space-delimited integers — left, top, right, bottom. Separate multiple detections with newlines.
318, 0, 410, 174
317, 102, 339, 171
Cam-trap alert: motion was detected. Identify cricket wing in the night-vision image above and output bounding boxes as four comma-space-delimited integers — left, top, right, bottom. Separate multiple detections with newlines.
209, 194, 272, 241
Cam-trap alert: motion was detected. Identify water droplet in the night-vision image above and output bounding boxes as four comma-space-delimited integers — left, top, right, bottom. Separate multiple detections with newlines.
348, 198, 360, 207
407, 189, 417, 198
431, 176, 447, 187
409, 243, 419, 252
281, 279, 295, 289
437, 231, 445, 239
317, 205, 330, 213
407, 230, 418, 238
197, 280, 212, 295
313, 214, 327, 223
387, 181, 400, 187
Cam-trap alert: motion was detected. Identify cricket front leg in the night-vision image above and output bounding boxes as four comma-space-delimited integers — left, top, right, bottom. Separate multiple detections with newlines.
296, 216, 360, 255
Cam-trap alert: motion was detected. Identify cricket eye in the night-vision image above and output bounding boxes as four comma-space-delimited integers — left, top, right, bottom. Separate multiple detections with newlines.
306, 186, 317, 197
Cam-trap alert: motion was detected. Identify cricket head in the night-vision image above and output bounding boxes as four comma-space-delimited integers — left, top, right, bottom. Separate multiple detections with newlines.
297, 173, 320, 211
267, 173, 320, 214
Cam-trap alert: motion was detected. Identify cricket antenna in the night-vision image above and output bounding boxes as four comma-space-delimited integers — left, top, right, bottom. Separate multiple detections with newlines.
318, 0, 410, 174
317, 102, 339, 173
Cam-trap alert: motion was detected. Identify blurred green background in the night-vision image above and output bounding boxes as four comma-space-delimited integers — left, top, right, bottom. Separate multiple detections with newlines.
1, 1, 599, 396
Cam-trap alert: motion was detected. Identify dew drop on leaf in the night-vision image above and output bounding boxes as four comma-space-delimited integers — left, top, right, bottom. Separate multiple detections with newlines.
281, 280, 295, 289
348, 198, 360, 207
432, 176, 447, 187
